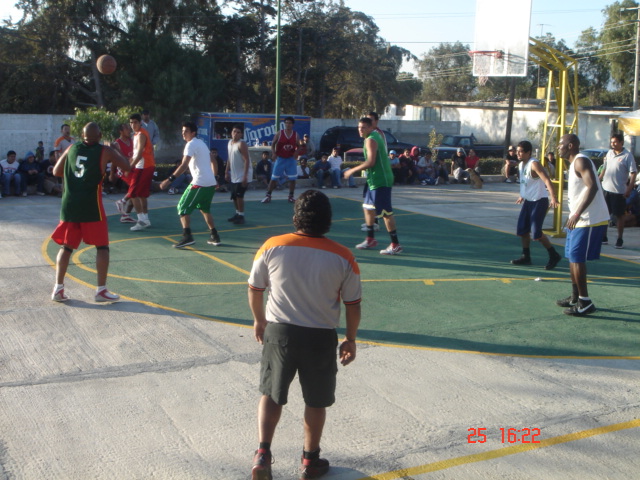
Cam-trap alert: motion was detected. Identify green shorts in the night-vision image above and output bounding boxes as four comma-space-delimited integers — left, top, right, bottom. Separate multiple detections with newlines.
177, 185, 215, 216
259, 323, 338, 407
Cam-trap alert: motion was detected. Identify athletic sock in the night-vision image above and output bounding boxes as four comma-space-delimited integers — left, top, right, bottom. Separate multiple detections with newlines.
366, 225, 375, 239
389, 230, 399, 245
238, 212, 244, 216
259, 442, 271, 451
522, 247, 531, 259
211, 228, 218, 236
96, 286, 106, 293
303, 449, 320, 460
183, 227, 192, 236
54, 283, 64, 293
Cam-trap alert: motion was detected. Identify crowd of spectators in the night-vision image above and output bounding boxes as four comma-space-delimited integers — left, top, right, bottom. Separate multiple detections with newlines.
1, 147, 63, 198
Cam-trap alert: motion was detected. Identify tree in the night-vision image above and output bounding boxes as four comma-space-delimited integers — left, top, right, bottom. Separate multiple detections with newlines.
575, 27, 610, 105
416, 42, 476, 102
600, 0, 638, 90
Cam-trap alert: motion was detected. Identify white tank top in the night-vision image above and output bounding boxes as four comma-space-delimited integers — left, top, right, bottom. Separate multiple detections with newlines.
227, 139, 253, 183
568, 154, 609, 227
519, 158, 548, 202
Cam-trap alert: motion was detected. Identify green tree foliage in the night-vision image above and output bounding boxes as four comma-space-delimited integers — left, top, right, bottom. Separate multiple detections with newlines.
416, 42, 476, 103
67, 105, 140, 142
575, 27, 611, 106
599, 0, 638, 89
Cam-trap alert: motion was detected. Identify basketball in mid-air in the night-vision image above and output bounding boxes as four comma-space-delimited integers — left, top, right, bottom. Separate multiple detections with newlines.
97, 54, 117, 75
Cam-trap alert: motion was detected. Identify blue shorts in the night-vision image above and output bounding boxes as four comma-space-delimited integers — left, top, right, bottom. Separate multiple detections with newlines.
517, 197, 549, 240
271, 157, 297, 181
565, 225, 606, 263
363, 185, 393, 217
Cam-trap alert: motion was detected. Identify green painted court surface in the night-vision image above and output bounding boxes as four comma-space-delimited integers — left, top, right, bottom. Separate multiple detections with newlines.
45, 197, 640, 358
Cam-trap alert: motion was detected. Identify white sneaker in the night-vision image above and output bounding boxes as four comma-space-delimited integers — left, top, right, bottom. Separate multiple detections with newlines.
115, 199, 126, 213
360, 223, 380, 232
130, 220, 150, 231
168, 188, 177, 195
261, 194, 272, 203
51, 288, 69, 302
95, 289, 120, 302
380, 243, 404, 255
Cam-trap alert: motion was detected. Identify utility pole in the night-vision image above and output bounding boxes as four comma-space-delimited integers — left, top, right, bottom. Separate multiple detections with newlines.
622, 7, 640, 155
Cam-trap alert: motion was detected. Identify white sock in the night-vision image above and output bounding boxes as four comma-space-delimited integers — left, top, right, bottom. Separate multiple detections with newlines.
97, 286, 106, 293
54, 284, 64, 292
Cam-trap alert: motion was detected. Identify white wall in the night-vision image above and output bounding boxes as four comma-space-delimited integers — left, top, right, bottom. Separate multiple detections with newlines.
0, 114, 71, 160
437, 103, 626, 153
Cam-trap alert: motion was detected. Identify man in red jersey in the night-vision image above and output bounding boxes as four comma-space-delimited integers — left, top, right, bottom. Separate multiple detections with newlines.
262, 117, 299, 204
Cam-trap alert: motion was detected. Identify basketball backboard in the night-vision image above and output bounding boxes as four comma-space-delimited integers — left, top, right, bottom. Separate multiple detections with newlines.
472, 0, 532, 77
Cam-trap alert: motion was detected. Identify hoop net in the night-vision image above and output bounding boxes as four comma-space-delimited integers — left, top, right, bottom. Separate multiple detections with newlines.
469, 50, 504, 86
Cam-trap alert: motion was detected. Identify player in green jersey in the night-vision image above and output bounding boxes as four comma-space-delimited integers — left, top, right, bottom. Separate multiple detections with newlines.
50, 122, 130, 302
343, 117, 404, 255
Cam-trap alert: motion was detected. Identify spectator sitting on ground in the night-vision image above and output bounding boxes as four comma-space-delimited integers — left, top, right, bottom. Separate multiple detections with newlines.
297, 156, 311, 179
298, 134, 315, 158
398, 148, 417, 184
417, 149, 437, 185
312, 154, 331, 188
1, 150, 23, 197
19, 151, 46, 195
465, 148, 481, 173
40, 150, 63, 196
433, 155, 450, 185
327, 147, 344, 188
450, 148, 470, 184
503, 145, 519, 182
256, 151, 273, 188
389, 150, 401, 184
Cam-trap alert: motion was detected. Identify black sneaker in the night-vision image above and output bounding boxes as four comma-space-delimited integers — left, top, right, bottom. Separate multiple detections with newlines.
564, 300, 596, 316
227, 213, 239, 222
545, 251, 562, 270
208, 232, 221, 246
300, 454, 330, 479
602, 235, 608, 245
510, 256, 532, 265
556, 296, 577, 308
251, 448, 273, 480
233, 216, 246, 225
173, 235, 195, 248
615, 238, 623, 249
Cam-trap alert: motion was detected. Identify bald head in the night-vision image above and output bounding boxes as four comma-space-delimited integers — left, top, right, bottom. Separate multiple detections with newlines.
82, 122, 102, 145
558, 133, 580, 160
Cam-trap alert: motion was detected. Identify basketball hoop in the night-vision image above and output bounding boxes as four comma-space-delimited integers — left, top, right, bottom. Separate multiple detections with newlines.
469, 50, 504, 86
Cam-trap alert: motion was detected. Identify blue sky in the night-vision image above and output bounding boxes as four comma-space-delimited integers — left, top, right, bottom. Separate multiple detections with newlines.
0, 0, 610, 68
346, 0, 606, 57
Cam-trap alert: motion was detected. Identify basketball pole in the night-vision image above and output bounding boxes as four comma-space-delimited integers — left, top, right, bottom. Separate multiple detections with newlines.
274, 0, 282, 133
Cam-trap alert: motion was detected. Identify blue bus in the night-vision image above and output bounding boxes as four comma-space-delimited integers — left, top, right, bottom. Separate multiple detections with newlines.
196, 113, 311, 161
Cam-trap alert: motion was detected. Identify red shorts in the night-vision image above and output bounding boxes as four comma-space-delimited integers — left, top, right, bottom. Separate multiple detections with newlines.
127, 166, 155, 198
51, 220, 109, 250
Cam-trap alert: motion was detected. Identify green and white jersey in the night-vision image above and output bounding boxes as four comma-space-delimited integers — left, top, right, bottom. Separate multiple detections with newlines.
61, 142, 105, 222
364, 130, 393, 189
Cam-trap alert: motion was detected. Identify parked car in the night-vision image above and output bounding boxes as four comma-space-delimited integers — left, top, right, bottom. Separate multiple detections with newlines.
319, 126, 426, 157
580, 148, 608, 161
435, 135, 504, 160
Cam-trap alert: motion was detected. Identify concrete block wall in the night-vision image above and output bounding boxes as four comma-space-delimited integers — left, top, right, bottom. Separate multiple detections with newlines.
0, 114, 71, 160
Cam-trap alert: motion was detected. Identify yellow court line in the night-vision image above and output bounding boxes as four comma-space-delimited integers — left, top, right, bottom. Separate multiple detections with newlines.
40, 237, 640, 360
358, 418, 640, 480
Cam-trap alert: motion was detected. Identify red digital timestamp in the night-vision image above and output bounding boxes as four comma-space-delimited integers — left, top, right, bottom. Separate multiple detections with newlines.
467, 427, 541, 444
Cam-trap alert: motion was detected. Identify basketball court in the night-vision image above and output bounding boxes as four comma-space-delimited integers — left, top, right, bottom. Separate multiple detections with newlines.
42, 193, 640, 359
0, 181, 635, 479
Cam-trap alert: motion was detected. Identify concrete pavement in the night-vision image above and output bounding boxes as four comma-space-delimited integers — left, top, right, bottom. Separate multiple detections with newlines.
0, 182, 639, 479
